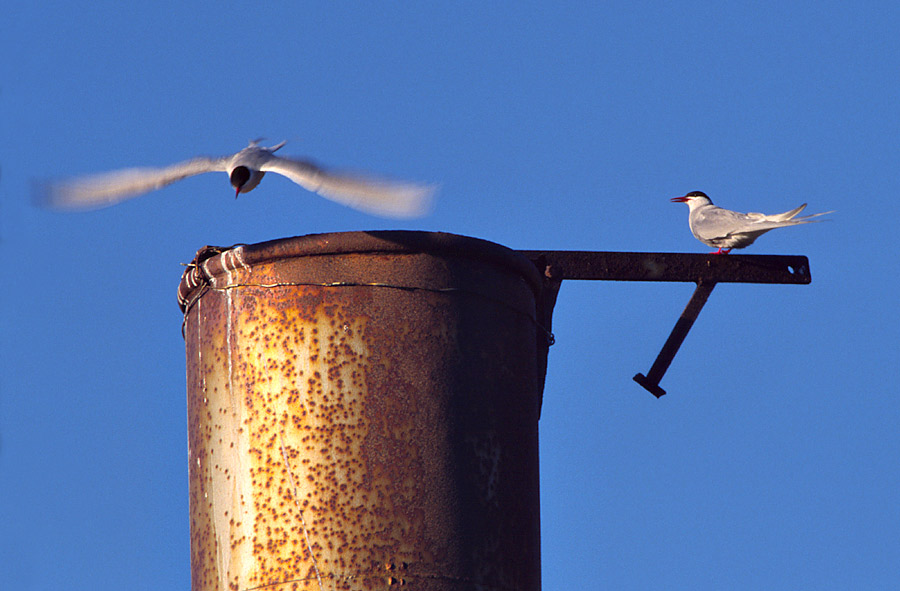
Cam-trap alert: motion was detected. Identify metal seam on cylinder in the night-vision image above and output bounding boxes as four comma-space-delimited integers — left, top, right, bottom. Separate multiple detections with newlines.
182, 280, 556, 347
177, 231, 545, 309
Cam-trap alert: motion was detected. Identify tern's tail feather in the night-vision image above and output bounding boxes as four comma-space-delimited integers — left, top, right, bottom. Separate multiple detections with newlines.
247, 138, 287, 152
790, 210, 834, 223
767, 204, 833, 224
770, 203, 807, 221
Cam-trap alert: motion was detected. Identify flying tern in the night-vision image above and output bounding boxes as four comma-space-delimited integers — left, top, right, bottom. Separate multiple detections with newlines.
671, 191, 832, 254
37, 140, 436, 218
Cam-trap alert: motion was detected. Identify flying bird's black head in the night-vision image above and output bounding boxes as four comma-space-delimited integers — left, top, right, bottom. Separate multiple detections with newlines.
230, 166, 251, 196
685, 190, 708, 198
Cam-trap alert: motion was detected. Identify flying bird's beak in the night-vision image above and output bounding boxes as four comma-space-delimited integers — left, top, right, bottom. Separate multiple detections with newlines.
235, 186, 241, 199
670, 195, 689, 203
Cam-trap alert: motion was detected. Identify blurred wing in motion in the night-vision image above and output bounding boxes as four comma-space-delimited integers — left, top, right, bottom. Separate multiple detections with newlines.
36, 156, 227, 210
262, 155, 436, 219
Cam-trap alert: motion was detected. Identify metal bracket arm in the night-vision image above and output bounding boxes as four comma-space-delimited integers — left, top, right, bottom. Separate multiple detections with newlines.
519, 251, 811, 398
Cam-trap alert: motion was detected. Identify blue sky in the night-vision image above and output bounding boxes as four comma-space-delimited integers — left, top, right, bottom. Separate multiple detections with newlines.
3, 2, 899, 589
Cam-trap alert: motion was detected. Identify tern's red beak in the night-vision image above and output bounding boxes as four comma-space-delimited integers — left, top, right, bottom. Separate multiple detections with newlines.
670, 195, 689, 203
235, 187, 241, 199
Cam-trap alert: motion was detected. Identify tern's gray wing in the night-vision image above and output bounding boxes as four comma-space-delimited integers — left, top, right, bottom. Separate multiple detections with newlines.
693, 205, 828, 241
37, 156, 228, 210
261, 155, 436, 219
692, 207, 770, 241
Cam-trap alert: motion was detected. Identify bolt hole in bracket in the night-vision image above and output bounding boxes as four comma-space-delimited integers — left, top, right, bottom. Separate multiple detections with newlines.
518, 251, 811, 398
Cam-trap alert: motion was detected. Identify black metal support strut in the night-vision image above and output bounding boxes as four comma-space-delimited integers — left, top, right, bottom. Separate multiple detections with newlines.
632, 281, 716, 397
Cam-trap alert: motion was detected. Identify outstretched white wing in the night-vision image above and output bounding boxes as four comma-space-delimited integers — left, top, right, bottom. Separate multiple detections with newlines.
37, 156, 228, 210
262, 155, 436, 219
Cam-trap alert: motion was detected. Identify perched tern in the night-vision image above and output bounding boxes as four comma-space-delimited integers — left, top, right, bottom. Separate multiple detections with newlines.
671, 191, 832, 254
36, 140, 436, 218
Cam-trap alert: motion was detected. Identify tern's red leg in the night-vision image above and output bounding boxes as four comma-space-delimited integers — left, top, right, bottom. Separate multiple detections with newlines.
711, 248, 732, 255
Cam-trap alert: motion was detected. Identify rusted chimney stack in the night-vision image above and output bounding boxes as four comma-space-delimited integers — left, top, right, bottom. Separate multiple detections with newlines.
179, 231, 548, 591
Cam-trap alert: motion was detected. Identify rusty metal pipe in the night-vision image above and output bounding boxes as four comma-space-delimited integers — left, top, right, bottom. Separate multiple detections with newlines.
179, 231, 547, 591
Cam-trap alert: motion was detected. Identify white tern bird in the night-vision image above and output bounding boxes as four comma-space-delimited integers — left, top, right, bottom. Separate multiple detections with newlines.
671, 190, 832, 254
37, 140, 436, 218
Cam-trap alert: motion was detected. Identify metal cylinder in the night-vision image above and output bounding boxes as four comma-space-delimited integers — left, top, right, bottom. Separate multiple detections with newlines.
179, 231, 547, 591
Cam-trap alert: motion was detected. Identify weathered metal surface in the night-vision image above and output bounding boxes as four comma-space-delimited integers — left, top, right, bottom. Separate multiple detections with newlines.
180, 231, 544, 591
518, 251, 811, 284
